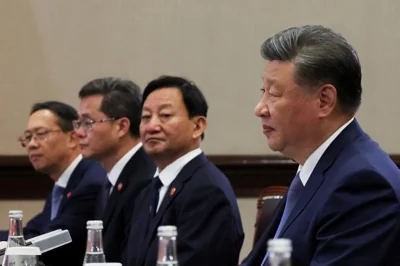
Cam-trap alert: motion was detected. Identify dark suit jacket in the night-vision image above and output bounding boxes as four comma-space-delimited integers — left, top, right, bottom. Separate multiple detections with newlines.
123, 153, 244, 266
95, 147, 155, 263
242, 120, 400, 266
0, 158, 107, 266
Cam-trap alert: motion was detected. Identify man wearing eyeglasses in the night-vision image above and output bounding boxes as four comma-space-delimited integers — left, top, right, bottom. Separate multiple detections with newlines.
0, 101, 107, 266
74, 77, 156, 263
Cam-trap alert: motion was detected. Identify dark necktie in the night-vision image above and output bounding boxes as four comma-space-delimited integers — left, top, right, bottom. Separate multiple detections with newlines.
99, 180, 112, 217
150, 176, 163, 216
105, 180, 112, 196
261, 172, 304, 266
51, 185, 65, 220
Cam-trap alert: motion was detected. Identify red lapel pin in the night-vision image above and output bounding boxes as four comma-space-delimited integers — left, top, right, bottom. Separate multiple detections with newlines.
170, 187, 176, 196
117, 183, 123, 191
66, 192, 72, 199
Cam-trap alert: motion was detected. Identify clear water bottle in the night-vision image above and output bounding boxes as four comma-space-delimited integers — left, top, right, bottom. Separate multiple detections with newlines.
268, 238, 292, 266
3, 246, 41, 266
156, 225, 178, 266
6, 210, 26, 248
82, 220, 106, 265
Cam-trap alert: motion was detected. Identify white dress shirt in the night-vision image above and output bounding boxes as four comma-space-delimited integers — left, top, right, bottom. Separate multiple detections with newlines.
153, 148, 202, 211
298, 118, 354, 186
56, 154, 83, 188
107, 142, 143, 194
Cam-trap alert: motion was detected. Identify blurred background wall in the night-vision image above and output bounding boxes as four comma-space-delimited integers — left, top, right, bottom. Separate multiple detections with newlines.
1, 0, 399, 260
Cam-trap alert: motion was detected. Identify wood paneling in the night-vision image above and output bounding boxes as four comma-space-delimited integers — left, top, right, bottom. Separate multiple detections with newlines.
0, 155, 399, 199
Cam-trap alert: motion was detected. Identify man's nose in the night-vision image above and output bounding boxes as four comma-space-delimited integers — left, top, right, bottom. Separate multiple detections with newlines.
254, 99, 270, 117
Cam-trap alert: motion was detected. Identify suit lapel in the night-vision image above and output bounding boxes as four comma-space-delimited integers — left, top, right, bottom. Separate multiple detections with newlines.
143, 182, 184, 251
136, 188, 153, 265
144, 153, 208, 250
103, 179, 127, 227
278, 169, 325, 236
278, 119, 364, 236
103, 148, 152, 228
57, 159, 87, 213
102, 156, 133, 228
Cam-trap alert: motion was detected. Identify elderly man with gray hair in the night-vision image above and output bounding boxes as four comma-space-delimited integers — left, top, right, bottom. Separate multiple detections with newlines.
242, 25, 400, 266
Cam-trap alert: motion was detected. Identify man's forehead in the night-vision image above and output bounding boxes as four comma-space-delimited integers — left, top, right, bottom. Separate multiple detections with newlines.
79, 95, 103, 109
145, 88, 182, 103
263, 61, 295, 82
28, 110, 57, 123
26, 112, 58, 132
78, 99, 104, 116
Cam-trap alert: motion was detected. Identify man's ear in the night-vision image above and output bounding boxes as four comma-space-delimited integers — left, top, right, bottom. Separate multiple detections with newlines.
67, 131, 79, 149
117, 117, 131, 137
316, 84, 337, 118
191, 116, 207, 139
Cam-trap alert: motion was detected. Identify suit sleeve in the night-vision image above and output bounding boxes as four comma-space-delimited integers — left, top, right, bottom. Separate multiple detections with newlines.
0, 196, 52, 242
311, 170, 400, 266
40, 182, 103, 266
0, 230, 8, 241
21, 197, 53, 240
176, 186, 243, 266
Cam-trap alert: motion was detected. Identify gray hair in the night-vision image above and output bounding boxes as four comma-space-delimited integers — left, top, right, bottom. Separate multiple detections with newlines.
261, 25, 362, 115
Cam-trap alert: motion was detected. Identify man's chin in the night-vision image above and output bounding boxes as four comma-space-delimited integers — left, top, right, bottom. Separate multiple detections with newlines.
144, 148, 163, 157
32, 164, 50, 175
81, 150, 96, 159
143, 142, 165, 155
267, 139, 282, 152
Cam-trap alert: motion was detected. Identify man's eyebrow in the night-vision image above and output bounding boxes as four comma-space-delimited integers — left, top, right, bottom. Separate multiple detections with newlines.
80, 114, 92, 119
264, 77, 276, 86
159, 103, 173, 109
24, 127, 46, 134
143, 104, 173, 112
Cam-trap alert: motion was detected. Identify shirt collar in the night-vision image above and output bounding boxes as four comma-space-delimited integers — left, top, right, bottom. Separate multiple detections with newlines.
56, 154, 83, 188
298, 118, 354, 186
154, 148, 202, 187
108, 142, 143, 187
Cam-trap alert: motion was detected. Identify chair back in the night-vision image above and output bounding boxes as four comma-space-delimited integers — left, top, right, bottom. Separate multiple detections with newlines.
253, 186, 288, 246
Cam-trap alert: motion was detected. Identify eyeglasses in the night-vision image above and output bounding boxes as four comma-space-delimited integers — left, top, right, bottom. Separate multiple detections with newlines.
72, 118, 116, 131
18, 129, 63, 148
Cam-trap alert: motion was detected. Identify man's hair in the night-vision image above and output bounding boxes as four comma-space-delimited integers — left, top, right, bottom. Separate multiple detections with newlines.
79, 77, 142, 137
261, 25, 362, 115
31, 101, 78, 132
142, 75, 208, 139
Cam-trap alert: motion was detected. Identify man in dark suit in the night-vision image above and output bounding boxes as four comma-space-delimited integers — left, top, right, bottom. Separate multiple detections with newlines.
123, 76, 244, 266
242, 25, 400, 266
74, 77, 156, 263
0, 101, 107, 266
